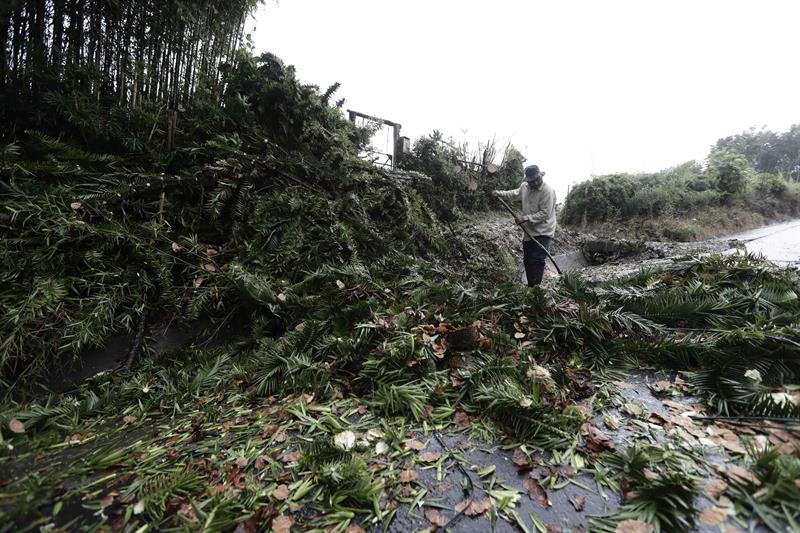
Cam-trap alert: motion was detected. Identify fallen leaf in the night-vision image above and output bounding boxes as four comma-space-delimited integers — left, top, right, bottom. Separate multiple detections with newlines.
171, 241, 183, 253
604, 415, 620, 430
202, 263, 217, 272
345, 525, 365, 533
583, 423, 615, 453
282, 450, 300, 463
524, 477, 551, 508
512, 448, 530, 469
133, 500, 145, 515
235, 457, 248, 468
375, 441, 388, 455
273, 430, 287, 443
8, 419, 24, 434
404, 439, 425, 450
623, 402, 644, 417
568, 494, 585, 512
718, 464, 761, 486
699, 506, 727, 525
273, 484, 290, 501
615, 519, 654, 533
255, 455, 271, 469
99, 491, 118, 509
122, 415, 137, 424
70, 201, 82, 209
514, 332, 526, 339
271, 515, 294, 533
206, 248, 219, 258
425, 508, 448, 527
456, 498, 492, 516
649, 380, 674, 393
470, 498, 492, 516
453, 411, 470, 428
419, 451, 442, 462
336, 279, 345, 289
398, 470, 418, 483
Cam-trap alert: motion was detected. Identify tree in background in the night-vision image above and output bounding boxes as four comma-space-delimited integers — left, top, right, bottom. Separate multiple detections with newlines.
708, 148, 749, 199
714, 125, 800, 181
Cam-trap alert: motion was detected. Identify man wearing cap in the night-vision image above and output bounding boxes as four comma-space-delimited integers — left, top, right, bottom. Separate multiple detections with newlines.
491, 165, 557, 286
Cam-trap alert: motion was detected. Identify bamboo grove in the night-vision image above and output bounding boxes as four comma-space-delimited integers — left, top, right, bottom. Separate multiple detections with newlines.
1, 0, 260, 140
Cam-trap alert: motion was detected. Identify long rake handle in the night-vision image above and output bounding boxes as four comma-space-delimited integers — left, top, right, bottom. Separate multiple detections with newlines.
494, 196, 563, 275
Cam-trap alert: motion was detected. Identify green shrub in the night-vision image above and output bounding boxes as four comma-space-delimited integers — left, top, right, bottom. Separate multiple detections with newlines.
708, 148, 750, 198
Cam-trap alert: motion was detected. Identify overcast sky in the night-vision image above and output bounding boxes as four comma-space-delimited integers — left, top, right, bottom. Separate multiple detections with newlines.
252, 0, 800, 198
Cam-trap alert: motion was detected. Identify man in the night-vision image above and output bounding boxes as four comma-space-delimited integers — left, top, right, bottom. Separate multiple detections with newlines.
491, 165, 557, 286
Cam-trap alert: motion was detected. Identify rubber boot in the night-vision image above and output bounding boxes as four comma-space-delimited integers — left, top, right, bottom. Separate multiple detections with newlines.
525, 261, 546, 287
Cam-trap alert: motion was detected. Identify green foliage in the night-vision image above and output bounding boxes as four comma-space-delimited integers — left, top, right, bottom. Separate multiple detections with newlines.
398, 132, 524, 220
591, 445, 700, 533
562, 126, 800, 233
708, 148, 749, 197
715, 125, 800, 181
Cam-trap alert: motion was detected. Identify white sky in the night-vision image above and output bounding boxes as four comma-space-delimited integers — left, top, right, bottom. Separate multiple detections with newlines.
251, 0, 800, 199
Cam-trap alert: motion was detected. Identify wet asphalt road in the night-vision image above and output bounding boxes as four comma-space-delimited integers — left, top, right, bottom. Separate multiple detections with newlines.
722, 219, 800, 264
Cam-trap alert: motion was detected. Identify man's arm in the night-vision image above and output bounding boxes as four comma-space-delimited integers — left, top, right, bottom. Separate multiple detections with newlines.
492, 185, 522, 199
523, 187, 556, 223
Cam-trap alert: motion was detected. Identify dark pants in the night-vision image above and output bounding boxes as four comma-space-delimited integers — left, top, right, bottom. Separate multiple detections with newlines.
523, 236, 552, 286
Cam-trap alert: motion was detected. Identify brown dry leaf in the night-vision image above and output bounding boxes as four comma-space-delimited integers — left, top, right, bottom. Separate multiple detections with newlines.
465, 498, 492, 516
345, 525, 365, 533
704, 478, 728, 499
662, 400, 693, 412
583, 423, 615, 453
419, 451, 442, 462
405, 439, 425, 450
8, 419, 24, 434
424, 508, 448, 527
398, 470, 418, 483
271, 515, 294, 533
649, 380, 675, 393
453, 411, 470, 428
171, 242, 183, 253
512, 448, 530, 469
70, 201, 82, 209
273, 484, 290, 501
99, 491, 118, 509
699, 506, 727, 525
235, 457, 248, 468
523, 477, 551, 508
708, 426, 746, 454
255, 455, 271, 469
202, 263, 217, 272
568, 494, 585, 512
719, 464, 761, 486
615, 519, 654, 533
122, 415, 137, 424
282, 450, 300, 463
454, 499, 471, 514
206, 248, 219, 258
274, 431, 288, 443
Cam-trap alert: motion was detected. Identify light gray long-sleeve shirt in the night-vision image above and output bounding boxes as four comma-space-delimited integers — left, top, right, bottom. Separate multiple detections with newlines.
495, 182, 557, 238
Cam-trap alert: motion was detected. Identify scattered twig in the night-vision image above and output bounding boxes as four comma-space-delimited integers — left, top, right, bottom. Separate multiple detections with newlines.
124, 296, 148, 371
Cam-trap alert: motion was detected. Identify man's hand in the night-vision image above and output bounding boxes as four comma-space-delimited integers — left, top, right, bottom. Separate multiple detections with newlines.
515, 216, 524, 225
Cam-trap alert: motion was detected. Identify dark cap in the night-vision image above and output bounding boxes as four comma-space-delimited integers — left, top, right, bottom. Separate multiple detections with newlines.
524, 165, 544, 181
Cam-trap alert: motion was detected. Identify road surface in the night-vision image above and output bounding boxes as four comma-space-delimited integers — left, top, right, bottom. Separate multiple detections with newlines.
721, 219, 800, 264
